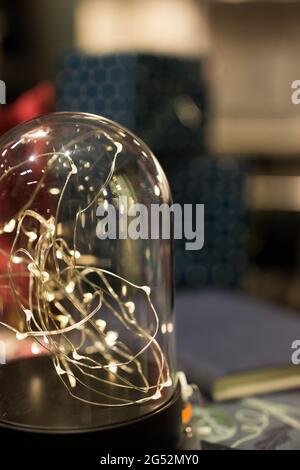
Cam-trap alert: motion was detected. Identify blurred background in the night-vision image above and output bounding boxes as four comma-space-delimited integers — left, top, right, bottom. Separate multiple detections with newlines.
3, 3, 300, 449
1, 0, 300, 310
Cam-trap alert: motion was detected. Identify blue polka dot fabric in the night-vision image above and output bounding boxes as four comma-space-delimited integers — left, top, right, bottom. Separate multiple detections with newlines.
56, 51, 248, 288
57, 53, 137, 131
56, 52, 207, 157
168, 157, 248, 288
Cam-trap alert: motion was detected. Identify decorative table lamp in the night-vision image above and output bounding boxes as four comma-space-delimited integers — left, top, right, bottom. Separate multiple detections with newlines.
0, 112, 182, 449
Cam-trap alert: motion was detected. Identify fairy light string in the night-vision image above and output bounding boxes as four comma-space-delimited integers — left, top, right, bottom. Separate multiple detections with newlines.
0, 127, 171, 406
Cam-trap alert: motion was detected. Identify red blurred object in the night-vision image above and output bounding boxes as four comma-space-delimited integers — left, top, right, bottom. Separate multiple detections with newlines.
0, 236, 28, 311
0, 81, 55, 135
0, 82, 55, 315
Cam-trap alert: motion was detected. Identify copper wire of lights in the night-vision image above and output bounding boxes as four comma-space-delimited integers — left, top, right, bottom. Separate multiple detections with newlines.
0, 128, 171, 406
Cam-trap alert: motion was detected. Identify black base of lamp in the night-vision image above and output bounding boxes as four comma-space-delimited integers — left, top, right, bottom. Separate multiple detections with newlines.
0, 356, 183, 450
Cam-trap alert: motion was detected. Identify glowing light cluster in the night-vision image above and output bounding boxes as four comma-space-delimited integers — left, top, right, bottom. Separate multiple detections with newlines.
0, 126, 171, 407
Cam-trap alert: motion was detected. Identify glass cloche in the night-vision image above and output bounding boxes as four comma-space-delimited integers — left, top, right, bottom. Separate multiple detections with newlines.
0, 112, 180, 448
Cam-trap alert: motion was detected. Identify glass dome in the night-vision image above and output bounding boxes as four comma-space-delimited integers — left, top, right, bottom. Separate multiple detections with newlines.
0, 112, 176, 432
